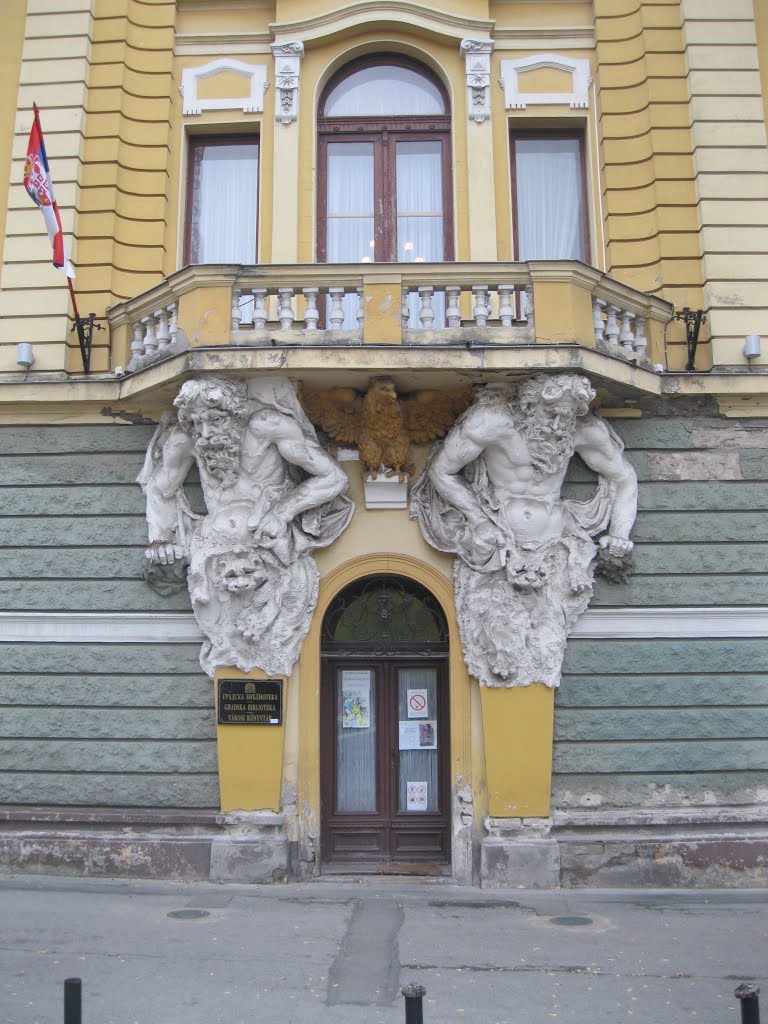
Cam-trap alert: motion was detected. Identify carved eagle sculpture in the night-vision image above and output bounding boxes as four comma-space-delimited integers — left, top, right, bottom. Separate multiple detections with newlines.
299, 378, 474, 479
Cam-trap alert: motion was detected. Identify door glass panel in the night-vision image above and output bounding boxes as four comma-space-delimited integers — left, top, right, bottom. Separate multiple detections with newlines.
515, 138, 585, 261
397, 141, 445, 326
326, 142, 373, 326
336, 668, 377, 812
397, 667, 439, 813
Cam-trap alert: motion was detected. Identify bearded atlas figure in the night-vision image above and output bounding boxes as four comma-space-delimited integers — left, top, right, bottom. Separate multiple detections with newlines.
411, 373, 638, 688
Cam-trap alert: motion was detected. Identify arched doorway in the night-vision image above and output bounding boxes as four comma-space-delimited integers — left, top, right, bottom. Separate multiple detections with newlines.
320, 574, 451, 870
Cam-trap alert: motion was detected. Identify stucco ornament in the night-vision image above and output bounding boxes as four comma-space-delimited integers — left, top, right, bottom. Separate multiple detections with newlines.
138, 375, 354, 677
411, 374, 637, 688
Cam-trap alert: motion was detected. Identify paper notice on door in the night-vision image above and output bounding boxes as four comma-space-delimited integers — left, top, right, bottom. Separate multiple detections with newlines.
341, 671, 371, 728
406, 781, 428, 811
399, 720, 437, 750
407, 688, 428, 718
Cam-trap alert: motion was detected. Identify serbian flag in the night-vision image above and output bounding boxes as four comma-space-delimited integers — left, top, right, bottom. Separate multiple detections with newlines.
23, 104, 74, 278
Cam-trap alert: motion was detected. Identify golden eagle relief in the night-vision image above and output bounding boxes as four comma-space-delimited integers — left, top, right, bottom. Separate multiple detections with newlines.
298, 378, 473, 480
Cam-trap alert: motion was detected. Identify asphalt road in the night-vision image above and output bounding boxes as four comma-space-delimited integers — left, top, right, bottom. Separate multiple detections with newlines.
0, 874, 765, 1024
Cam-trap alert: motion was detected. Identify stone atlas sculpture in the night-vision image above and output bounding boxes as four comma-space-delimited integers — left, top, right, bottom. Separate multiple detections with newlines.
411, 373, 638, 688
138, 375, 354, 677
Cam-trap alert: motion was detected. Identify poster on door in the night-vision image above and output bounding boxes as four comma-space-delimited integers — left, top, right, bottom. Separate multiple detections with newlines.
406, 781, 428, 811
341, 671, 371, 728
399, 720, 437, 750
406, 688, 428, 718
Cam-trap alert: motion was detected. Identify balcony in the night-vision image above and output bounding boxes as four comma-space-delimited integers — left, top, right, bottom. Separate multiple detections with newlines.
106, 261, 674, 388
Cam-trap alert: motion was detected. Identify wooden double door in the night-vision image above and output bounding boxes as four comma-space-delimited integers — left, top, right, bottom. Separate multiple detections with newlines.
320, 658, 450, 869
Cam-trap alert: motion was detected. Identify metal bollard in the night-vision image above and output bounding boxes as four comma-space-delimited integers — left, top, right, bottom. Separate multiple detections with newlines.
402, 982, 426, 1024
735, 982, 760, 1024
64, 977, 82, 1024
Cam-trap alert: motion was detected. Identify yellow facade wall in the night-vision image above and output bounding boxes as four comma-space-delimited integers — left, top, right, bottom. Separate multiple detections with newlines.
75, 0, 177, 373
681, 0, 768, 369
594, 0, 708, 372
0, 1, 94, 375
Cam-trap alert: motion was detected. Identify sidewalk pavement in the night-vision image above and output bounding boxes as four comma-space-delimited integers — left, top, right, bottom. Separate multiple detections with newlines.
0, 873, 765, 1024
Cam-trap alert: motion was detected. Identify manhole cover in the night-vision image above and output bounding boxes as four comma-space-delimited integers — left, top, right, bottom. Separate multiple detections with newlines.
549, 915, 593, 926
167, 909, 210, 920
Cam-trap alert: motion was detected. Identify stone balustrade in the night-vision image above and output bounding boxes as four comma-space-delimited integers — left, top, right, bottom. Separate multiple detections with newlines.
592, 295, 648, 358
129, 302, 179, 369
107, 260, 674, 373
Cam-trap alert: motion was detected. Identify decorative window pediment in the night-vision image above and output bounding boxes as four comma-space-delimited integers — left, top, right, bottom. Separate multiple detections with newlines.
500, 54, 591, 110
181, 59, 268, 116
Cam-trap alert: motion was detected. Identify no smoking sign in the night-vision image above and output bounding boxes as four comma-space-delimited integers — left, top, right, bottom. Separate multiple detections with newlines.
407, 688, 428, 718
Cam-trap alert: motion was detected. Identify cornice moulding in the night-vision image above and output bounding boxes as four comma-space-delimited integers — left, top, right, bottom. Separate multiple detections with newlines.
3, 608, 767, 644
175, 33, 272, 56
269, 1, 494, 43
493, 25, 593, 47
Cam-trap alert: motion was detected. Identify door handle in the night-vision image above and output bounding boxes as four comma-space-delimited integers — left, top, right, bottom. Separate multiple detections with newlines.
390, 745, 397, 769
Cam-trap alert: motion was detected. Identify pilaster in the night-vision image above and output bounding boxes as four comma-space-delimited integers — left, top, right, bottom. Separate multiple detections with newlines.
270, 41, 304, 263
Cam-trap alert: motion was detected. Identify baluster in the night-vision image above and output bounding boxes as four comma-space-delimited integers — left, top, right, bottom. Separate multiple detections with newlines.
445, 286, 461, 328
498, 285, 514, 328
592, 297, 606, 343
328, 287, 345, 330
401, 287, 411, 329
142, 314, 158, 355
278, 287, 295, 330
634, 315, 647, 356
231, 288, 242, 331
620, 310, 635, 351
302, 288, 319, 330
356, 285, 365, 329
252, 288, 268, 329
471, 285, 490, 328
155, 308, 170, 350
604, 304, 620, 346
130, 321, 145, 362
418, 285, 435, 328
523, 285, 535, 332
167, 303, 178, 346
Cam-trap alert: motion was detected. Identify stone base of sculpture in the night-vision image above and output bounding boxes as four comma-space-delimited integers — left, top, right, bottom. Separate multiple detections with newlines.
480, 817, 560, 889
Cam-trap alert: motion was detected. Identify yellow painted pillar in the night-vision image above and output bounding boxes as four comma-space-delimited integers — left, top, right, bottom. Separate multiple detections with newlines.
466, 119, 498, 261
527, 262, 599, 349
479, 684, 554, 817
362, 274, 404, 344
214, 667, 287, 812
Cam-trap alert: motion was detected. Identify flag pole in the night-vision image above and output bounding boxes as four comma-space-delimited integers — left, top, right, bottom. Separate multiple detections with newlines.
27, 103, 102, 372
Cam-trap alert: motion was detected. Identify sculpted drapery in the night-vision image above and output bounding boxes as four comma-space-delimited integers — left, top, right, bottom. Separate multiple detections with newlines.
411, 373, 638, 688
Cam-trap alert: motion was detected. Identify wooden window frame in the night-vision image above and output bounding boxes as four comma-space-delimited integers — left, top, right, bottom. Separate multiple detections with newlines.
183, 134, 260, 266
317, 56, 454, 264
509, 128, 590, 264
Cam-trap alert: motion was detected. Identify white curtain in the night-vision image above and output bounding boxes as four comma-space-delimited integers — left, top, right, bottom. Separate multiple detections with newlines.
326, 142, 374, 264
325, 65, 445, 117
397, 141, 445, 326
396, 141, 443, 263
190, 143, 258, 264
515, 138, 585, 261
326, 142, 374, 326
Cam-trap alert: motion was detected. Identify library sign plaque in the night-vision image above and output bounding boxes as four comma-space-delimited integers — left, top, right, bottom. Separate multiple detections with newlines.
217, 679, 283, 725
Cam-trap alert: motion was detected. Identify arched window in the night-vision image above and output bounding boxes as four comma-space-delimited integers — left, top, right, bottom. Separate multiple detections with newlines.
322, 575, 449, 655
317, 57, 453, 268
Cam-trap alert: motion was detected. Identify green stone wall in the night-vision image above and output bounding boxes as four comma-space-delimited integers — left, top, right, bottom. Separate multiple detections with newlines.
0, 424, 217, 809
0, 416, 767, 816
555, 415, 768, 813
